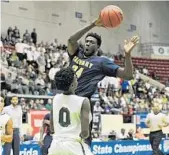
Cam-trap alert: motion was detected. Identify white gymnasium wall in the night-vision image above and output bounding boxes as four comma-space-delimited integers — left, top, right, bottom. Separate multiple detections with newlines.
1, 1, 169, 55
1, 1, 91, 44
89, 1, 169, 56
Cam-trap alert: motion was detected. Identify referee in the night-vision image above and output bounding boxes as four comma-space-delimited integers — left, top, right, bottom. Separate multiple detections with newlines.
145, 103, 169, 155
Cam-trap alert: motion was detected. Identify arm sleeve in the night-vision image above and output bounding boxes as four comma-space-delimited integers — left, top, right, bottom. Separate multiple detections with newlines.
101, 57, 120, 77
68, 46, 82, 61
1, 119, 13, 143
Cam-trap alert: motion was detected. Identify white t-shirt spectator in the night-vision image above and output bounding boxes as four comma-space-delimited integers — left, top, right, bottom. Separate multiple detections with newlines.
117, 132, 128, 139
135, 69, 140, 80
48, 67, 60, 80
26, 49, 40, 61
35, 78, 45, 86
108, 77, 121, 89
98, 76, 109, 89
15, 43, 29, 53
37, 47, 46, 54
63, 51, 69, 62
51, 52, 60, 62
143, 68, 149, 75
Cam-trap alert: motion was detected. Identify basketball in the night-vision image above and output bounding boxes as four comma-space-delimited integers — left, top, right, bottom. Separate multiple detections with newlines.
100, 5, 123, 28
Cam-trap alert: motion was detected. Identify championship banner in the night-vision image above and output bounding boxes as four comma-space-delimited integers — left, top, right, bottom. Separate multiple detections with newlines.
91, 139, 169, 155
152, 46, 169, 56
136, 112, 148, 128
30, 110, 49, 136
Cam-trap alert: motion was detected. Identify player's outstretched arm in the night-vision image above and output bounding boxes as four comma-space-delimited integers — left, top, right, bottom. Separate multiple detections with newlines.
117, 36, 139, 80
67, 17, 103, 56
80, 98, 91, 139
1, 119, 13, 143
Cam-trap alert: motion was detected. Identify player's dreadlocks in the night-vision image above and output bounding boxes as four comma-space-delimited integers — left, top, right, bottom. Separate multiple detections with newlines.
54, 67, 75, 91
85, 32, 102, 47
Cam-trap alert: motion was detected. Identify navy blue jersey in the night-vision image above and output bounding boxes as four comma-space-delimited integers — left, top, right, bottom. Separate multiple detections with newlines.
69, 48, 120, 98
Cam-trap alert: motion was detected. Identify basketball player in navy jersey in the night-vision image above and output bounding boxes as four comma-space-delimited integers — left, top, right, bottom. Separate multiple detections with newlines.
67, 17, 139, 145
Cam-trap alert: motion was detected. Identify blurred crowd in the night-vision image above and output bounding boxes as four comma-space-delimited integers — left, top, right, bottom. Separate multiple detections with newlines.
0, 26, 69, 97
1, 26, 169, 118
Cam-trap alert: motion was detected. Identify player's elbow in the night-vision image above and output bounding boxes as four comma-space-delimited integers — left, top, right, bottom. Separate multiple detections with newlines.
68, 37, 75, 44
81, 130, 89, 139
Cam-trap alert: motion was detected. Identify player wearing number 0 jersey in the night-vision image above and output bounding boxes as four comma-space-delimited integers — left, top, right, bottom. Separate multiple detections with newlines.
48, 67, 93, 155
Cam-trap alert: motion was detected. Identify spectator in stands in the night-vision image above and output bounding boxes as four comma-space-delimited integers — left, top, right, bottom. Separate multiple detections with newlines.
7, 27, 13, 36
48, 63, 60, 81
45, 53, 52, 72
20, 98, 28, 112
38, 99, 45, 110
45, 99, 52, 111
35, 74, 46, 95
8, 50, 20, 67
53, 38, 58, 47
20, 75, 30, 94
13, 26, 20, 39
142, 66, 149, 75
1, 33, 8, 45
117, 128, 128, 140
166, 80, 169, 87
104, 104, 112, 114
136, 100, 149, 113
6, 31, 14, 46
93, 101, 104, 114
23, 29, 31, 43
121, 79, 130, 94
0, 73, 11, 97
11, 76, 22, 94
108, 130, 117, 140
48, 63, 60, 93
37, 51, 46, 73
127, 129, 134, 140
31, 28, 37, 45
5, 72, 13, 86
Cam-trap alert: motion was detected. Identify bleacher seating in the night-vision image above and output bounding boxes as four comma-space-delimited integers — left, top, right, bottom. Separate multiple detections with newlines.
114, 57, 169, 84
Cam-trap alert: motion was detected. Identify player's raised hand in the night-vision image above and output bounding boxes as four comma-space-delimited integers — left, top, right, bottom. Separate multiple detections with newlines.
93, 16, 104, 27
124, 36, 139, 56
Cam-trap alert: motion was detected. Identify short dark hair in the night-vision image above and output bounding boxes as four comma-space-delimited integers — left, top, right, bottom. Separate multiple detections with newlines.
54, 67, 75, 91
85, 32, 102, 47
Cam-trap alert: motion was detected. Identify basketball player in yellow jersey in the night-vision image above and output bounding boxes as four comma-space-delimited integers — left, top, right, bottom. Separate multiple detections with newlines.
0, 96, 13, 155
48, 67, 93, 155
